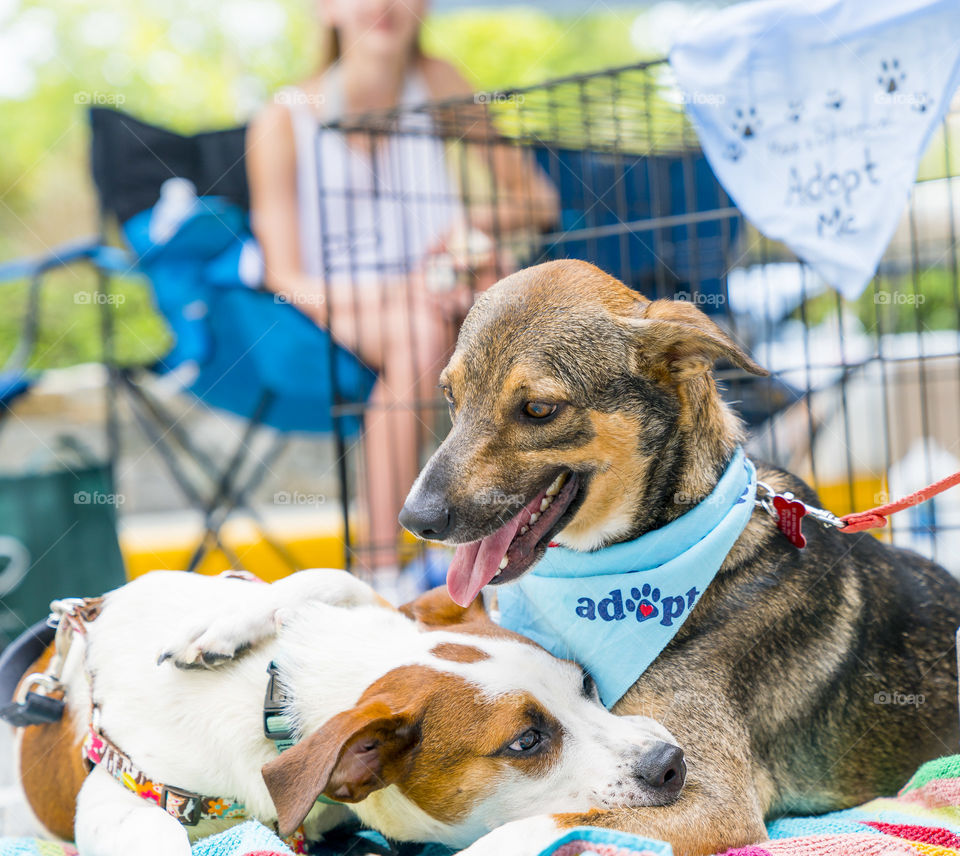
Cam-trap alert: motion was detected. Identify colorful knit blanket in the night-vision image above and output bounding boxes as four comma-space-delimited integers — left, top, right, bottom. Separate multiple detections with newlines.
0, 821, 293, 856
719, 755, 960, 856
4, 756, 960, 856
533, 755, 960, 856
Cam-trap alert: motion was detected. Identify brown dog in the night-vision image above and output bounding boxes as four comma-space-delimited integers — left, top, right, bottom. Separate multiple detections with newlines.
400, 259, 960, 856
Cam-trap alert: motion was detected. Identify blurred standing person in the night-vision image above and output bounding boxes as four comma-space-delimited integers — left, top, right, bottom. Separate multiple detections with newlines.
247, 0, 557, 594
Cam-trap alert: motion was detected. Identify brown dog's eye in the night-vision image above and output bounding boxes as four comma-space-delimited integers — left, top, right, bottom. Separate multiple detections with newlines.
523, 401, 557, 420
441, 386, 455, 407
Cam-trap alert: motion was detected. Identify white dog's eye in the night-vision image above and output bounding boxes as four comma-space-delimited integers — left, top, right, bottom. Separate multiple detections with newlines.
508, 728, 543, 753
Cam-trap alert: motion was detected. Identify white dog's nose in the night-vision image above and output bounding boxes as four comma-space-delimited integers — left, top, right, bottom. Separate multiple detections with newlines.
635, 741, 686, 794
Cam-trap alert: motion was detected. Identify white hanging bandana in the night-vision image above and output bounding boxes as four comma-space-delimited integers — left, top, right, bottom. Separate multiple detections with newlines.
669, 0, 960, 299
497, 449, 756, 708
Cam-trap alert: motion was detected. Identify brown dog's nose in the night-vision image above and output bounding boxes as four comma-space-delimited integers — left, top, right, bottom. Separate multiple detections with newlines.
635, 742, 685, 792
399, 500, 453, 541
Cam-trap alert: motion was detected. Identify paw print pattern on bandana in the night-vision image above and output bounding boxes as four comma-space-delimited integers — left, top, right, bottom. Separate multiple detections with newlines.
911, 92, 933, 113
730, 106, 761, 139
825, 89, 845, 111
626, 584, 661, 621
723, 140, 744, 162
878, 58, 906, 94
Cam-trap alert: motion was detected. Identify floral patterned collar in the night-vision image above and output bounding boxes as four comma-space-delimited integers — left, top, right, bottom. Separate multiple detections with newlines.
82, 713, 307, 853
82, 722, 250, 825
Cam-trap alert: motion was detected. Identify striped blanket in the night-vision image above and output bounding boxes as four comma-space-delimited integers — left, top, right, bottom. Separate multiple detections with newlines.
531, 756, 960, 856
721, 755, 960, 856
3, 756, 960, 856
531, 755, 960, 856
0, 820, 294, 856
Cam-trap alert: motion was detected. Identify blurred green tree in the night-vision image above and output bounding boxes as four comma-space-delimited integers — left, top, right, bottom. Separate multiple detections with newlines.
0, 1, 652, 368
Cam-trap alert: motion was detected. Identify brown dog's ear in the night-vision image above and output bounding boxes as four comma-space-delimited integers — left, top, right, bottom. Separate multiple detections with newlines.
625, 298, 768, 380
400, 585, 490, 628
262, 702, 420, 836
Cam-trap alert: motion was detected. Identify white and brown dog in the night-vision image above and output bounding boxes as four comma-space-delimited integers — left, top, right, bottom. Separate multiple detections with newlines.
12, 569, 684, 855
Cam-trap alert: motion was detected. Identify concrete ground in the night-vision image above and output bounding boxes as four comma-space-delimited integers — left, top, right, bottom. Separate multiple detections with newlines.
0, 363, 344, 517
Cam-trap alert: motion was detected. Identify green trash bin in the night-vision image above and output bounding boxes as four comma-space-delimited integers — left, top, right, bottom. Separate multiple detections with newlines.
0, 438, 127, 648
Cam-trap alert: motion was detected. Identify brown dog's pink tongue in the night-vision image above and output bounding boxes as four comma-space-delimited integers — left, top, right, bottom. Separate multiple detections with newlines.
447, 542, 483, 607
447, 513, 524, 606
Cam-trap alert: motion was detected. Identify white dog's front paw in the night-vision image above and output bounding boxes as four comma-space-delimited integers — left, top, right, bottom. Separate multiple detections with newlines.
76, 766, 194, 856
157, 608, 277, 670
77, 816, 192, 856
458, 816, 561, 856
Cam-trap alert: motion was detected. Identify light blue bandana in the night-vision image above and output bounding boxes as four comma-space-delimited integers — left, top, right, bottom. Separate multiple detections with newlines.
497, 448, 756, 708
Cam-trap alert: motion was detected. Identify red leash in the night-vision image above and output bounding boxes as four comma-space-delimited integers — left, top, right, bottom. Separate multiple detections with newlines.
839, 469, 960, 534
554, 468, 960, 551
757, 468, 960, 548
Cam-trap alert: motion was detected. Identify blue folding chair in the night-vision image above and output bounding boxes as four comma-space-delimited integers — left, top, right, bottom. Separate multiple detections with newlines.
0, 107, 378, 573
0, 238, 131, 423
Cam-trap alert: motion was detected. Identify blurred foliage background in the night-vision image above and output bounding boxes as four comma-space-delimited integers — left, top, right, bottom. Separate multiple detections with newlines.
0, 0, 668, 369
2, 0, 956, 371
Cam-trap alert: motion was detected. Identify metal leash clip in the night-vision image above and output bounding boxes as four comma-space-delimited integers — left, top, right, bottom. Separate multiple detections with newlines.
801, 502, 847, 530
0, 598, 99, 728
754, 480, 779, 519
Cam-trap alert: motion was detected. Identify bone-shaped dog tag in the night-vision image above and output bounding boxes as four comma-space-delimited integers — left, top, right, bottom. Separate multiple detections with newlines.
772, 495, 807, 549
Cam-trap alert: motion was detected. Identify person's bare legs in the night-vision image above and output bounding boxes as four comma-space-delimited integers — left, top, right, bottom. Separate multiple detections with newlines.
321, 278, 456, 577
363, 290, 453, 574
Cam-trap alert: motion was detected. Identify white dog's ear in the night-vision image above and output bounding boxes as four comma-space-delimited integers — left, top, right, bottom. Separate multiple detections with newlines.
399, 585, 489, 628
262, 701, 421, 836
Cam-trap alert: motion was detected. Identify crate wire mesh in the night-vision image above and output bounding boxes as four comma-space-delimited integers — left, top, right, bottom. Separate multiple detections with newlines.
309, 59, 960, 578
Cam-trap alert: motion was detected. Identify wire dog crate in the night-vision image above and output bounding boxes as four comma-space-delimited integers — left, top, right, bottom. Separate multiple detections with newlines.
311, 59, 960, 577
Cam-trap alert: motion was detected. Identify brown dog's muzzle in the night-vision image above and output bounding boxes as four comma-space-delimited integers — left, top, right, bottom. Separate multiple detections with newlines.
400, 441, 584, 606
399, 444, 460, 540
399, 487, 453, 541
